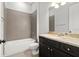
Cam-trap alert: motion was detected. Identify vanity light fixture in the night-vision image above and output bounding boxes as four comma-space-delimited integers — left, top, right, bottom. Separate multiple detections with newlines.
51, 2, 66, 8
54, 3, 59, 8
51, 3, 56, 7
51, 2, 59, 8
60, 2, 66, 5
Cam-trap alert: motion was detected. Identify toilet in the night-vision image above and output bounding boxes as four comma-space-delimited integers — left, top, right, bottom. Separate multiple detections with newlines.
29, 42, 39, 56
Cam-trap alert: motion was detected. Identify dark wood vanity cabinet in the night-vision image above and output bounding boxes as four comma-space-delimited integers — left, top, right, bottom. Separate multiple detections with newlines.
39, 36, 79, 57
39, 43, 52, 57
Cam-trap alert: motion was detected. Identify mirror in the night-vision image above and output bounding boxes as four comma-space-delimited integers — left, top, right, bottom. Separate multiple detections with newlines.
49, 2, 79, 33
49, 7, 55, 32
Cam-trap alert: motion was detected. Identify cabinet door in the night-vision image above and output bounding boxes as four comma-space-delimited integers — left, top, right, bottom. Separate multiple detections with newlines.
52, 48, 71, 57
39, 43, 51, 57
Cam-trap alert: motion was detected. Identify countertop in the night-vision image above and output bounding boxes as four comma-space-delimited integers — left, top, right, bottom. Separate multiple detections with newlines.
39, 34, 79, 47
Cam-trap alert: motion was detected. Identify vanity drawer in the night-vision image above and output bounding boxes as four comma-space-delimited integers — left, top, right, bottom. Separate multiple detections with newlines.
48, 39, 60, 48
61, 43, 79, 56
39, 36, 49, 44
39, 36, 60, 48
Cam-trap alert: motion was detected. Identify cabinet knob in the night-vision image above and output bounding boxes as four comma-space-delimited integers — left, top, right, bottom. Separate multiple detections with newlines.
51, 49, 53, 51
48, 48, 50, 50
67, 48, 70, 51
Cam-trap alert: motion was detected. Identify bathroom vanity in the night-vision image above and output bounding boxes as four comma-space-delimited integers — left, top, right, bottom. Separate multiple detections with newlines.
39, 33, 79, 57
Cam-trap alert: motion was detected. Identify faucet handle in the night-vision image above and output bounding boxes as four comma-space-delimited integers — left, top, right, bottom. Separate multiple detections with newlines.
65, 33, 68, 35
69, 30, 72, 33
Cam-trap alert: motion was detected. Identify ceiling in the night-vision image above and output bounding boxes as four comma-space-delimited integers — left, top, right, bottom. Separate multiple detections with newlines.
25, 2, 33, 5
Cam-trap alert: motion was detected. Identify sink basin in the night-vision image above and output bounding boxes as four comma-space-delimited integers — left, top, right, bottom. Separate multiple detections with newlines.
63, 34, 79, 39
67, 34, 79, 38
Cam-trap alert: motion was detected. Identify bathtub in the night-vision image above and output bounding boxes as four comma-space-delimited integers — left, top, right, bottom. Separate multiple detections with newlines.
4, 38, 35, 56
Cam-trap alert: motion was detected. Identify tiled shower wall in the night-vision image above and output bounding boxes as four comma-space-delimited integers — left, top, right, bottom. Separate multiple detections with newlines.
5, 8, 32, 41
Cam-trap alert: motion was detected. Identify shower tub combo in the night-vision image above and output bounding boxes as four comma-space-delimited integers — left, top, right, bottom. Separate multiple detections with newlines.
4, 38, 38, 57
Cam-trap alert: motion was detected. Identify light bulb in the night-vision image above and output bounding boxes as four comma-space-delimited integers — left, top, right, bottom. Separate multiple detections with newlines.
54, 4, 59, 8
61, 2, 66, 5
51, 3, 59, 8
51, 3, 56, 7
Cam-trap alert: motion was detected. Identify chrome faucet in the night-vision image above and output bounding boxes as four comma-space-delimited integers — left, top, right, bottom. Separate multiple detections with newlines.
69, 30, 72, 33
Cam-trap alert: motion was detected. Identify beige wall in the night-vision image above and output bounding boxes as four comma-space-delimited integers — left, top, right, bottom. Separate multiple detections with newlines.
5, 8, 32, 41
